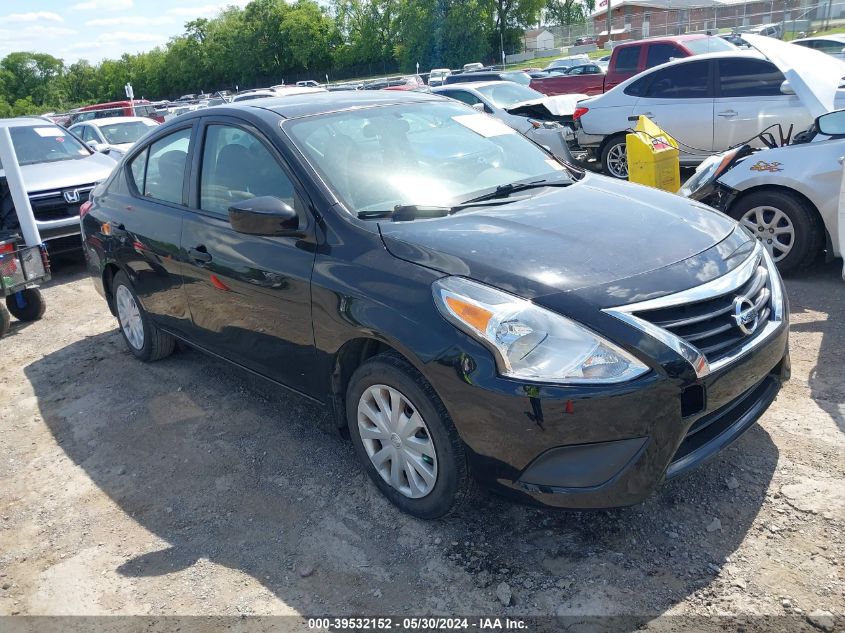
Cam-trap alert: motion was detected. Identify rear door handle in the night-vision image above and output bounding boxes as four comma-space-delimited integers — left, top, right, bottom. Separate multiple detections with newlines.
718, 110, 738, 118
188, 245, 212, 264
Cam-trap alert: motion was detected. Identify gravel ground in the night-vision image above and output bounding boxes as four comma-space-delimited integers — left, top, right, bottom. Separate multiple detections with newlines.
0, 253, 842, 631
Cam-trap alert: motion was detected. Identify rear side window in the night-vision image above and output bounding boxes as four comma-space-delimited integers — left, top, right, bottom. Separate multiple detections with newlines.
646, 43, 683, 68
142, 128, 192, 205
624, 75, 650, 97
444, 90, 481, 106
718, 59, 785, 97
614, 46, 640, 72
645, 60, 710, 98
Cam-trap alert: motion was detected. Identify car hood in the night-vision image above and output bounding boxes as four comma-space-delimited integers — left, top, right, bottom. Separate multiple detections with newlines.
505, 93, 588, 117
746, 33, 845, 118
3, 152, 117, 194
379, 173, 740, 303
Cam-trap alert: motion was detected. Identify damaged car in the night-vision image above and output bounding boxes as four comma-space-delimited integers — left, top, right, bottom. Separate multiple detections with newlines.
681, 37, 845, 275
433, 81, 585, 160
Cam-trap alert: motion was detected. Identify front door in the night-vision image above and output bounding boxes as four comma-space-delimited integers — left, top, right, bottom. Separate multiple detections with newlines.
180, 117, 318, 395
713, 58, 810, 152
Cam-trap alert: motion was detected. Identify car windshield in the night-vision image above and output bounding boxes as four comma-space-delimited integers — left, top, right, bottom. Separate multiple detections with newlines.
286, 101, 568, 214
476, 83, 544, 108
7, 125, 90, 166
685, 36, 736, 54
98, 121, 155, 144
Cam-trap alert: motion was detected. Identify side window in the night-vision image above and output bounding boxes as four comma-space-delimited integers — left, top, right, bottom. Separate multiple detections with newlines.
586, 65, 600, 74
83, 127, 98, 143
645, 60, 710, 98
646, 43, 682, 68
144, 127, 191, 205
614, 46, 640, 72
200, 124, 295, 217
128, 147, 149, 193
624, 75, 650, 97
814, 39, 844, 54
448, 90, 482, 106
569, 67, 583, 75
718, 59, 785, 97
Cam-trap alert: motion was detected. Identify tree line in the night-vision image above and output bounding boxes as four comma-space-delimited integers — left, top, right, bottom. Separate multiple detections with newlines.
0, 0, 591, 117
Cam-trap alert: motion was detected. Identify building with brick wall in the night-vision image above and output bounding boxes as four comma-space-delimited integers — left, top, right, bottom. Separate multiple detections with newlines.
589, 0, 824, 46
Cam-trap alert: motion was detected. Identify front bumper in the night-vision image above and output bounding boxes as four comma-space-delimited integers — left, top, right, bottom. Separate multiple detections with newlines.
427, 318, 789, 510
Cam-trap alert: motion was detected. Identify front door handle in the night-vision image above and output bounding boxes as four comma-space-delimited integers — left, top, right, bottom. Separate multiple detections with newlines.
839, 156, 844, 165
718, 110, 738, 118
188, 245, 212, 264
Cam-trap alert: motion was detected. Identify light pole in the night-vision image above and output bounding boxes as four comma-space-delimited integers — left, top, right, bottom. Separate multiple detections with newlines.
500, 28, 505, 68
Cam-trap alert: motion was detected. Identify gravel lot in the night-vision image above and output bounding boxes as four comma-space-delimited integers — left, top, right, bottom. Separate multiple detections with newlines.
0, 253, 842, 631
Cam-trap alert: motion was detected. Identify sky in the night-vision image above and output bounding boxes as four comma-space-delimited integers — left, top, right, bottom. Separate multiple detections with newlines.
0, 0, 253, 64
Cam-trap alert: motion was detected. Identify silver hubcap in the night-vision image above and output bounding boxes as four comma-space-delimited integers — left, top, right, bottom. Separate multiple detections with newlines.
740, 205, 795, 262
606, 142, 628, 178
357, 384, 438, 499
116, 285, 144, 350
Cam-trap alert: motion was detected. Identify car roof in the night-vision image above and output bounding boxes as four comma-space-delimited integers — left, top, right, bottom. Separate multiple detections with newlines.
432, 81, 506, 91
195, 90, 448, 120
614, 33, 711, 48
0, 117, 62, 129
794, 34, 845, 43
74, 116, 158, 127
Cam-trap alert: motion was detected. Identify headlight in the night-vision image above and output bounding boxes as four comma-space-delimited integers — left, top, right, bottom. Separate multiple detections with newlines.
432, 277, 649, 384
679, 148, 740, 197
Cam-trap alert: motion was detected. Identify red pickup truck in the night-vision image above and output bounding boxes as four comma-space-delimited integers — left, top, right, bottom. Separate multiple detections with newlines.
529, 34, 735, 97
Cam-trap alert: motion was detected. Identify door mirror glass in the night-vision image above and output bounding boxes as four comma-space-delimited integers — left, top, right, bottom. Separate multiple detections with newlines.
228, 196, 299, 236
816, 110, 845, 136
780, 80, 795, 95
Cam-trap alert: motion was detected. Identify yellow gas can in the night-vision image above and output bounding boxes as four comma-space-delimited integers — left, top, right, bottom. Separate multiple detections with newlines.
625, 116, 680, 192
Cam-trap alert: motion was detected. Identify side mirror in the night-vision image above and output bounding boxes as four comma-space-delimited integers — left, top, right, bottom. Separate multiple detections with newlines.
816, 110, 845, 136
780, 80, 795, 95
228, 196, 300, 236
472, 102, 486, 112
87, 140, 108, 152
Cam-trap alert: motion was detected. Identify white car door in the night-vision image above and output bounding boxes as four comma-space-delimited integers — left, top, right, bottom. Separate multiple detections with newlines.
713, 57, 812, 152
629, 59, 715, 163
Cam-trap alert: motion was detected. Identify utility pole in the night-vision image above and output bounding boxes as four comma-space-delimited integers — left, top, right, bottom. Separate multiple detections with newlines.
606, 0, 612, 47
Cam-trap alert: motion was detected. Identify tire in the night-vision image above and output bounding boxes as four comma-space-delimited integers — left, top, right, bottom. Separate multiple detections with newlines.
346, 352, 471, 519
0, 186, 19, 233
0, 305, 9, 338
6, 288, 46, 322
112, 271, 175, 362
600, 134, 628, 179
728, 190, 822, 275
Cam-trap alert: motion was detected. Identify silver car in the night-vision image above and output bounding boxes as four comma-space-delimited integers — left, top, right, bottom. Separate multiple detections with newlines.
0, 118, 116, 246
69, 116, 159, 157
575, 36, 845, 178
433, 81, 582, 161
792, 34, 845, 61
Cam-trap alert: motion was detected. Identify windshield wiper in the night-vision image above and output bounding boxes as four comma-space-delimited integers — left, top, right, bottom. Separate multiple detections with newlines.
357, 196, 531, 221
460, 176, 572, 205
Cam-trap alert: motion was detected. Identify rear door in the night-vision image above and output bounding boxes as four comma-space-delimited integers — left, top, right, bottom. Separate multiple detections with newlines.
113, 123, 196, 334
179, 115, 317, 394
631, 59, 715, 161
713, 57, 809, 151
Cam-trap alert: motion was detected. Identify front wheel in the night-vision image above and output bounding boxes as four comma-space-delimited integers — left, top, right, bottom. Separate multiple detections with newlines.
112, 271, 176, 362
346, 353, 471, 519
728, 190, 822, 274
601, 134, 628, 179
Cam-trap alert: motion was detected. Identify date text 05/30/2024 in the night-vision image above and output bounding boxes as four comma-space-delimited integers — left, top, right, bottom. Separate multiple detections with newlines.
307, 617, 528, 630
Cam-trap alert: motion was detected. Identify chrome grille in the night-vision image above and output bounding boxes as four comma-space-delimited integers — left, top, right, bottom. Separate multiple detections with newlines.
631, 254, 772, 363
28, 184, 95, 221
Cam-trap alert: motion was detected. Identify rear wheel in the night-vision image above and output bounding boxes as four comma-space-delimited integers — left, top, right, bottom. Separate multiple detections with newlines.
112, 271, 175, 362
6, 288, 46, 322
728, 190, 822, 274
601, 134, 628, 179
346, 353, 471, 519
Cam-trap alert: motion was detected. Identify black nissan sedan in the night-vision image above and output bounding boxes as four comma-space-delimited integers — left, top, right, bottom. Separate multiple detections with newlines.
81, 91, 789, 518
